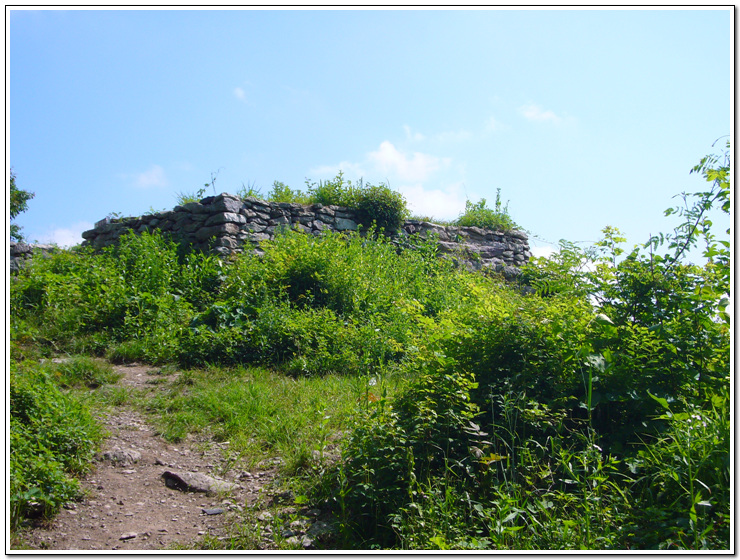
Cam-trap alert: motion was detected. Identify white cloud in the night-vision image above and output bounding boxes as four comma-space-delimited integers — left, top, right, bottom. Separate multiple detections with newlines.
367, 141, 449, 183
38, 221, 94, 248
399, 182, 467, 221
310, 140, 463, 221
530, 245, 558, 259
234, 87, 247, 102
519, 103, 563, 124
134, 165, 169, 189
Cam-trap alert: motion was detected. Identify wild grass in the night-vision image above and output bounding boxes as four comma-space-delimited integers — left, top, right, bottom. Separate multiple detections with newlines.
143, 364, 406, 474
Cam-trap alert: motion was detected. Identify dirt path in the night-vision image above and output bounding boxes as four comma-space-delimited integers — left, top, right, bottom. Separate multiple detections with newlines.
17, 363, 283, 551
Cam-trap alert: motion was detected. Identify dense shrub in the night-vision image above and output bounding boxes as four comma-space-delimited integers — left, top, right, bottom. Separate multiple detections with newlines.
330, 145, 730, 550
355, 184, 409, 233
10, 365, 103, 527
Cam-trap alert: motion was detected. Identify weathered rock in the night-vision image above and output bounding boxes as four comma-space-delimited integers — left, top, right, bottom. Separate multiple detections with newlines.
204, 212, 247, 226
101, 447, 141, 467
335, 217, 357, 231
161, 471, 239, 495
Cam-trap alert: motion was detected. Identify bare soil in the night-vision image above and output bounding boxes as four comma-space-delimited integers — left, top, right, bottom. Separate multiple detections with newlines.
15, 363, 284, 551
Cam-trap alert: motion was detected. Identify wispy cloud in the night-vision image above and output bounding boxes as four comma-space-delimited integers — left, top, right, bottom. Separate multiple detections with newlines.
485, 115, 504, 132
38, 221, 94, 248
233, 87, 247, 102
133, 164, 169, 189
403, 125, 426, 142
404, 125, 471, 143
433, 129, 472, 143
368, 141, 450, 183
519, 103, 564, 124
309, 161, 368, 180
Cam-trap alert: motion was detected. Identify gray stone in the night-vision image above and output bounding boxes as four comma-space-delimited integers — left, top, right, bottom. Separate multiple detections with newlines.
195, 223, 240, 241
180, 202, 206, 213
269, 215, 290, 226
293, 215, 314, 225
335, 218, 358, 231
101, 447, 141, 467
204, 212, 247, 226
182, 221, 201, 234
214, 236, 238, 249
292, 224, 311, 234
161, 471, 239, 495
210, 195, 244, 214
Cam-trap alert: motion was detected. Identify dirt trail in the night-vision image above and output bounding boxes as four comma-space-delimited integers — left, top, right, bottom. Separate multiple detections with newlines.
17, 364, 281, 551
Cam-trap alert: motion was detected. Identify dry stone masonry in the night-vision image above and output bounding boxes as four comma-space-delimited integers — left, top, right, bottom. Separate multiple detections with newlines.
9, 241, 58, 273
80, 193, 532, 277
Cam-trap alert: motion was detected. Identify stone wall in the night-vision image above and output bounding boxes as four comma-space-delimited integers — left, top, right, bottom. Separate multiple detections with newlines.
80, 193, 531, 277
9, 241, 58, 273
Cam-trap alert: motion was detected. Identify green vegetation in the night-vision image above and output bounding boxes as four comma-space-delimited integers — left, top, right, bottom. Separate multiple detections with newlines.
10, 360, 106, 527
10, 168, 35, 241
180, 171, 410, 234
455, 188, 518, 231
9, 145, 730, 550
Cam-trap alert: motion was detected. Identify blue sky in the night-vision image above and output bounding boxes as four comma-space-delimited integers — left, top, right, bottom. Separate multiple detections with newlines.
8, 8, 732, 260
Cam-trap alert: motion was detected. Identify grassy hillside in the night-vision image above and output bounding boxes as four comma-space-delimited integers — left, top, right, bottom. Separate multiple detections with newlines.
9, 149, 730, 550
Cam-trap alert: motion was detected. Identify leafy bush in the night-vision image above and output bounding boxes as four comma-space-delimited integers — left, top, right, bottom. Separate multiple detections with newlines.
330, 145, 730, 549
267, 180, 311, 204
10, 365, 103, 527
355, 184, 409, 233
10, 168, 35, 242
305, 171, 362, 207
455, 189, 518, 231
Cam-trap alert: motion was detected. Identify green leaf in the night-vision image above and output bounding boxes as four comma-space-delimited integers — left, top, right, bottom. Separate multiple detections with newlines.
647, 390, 671, 411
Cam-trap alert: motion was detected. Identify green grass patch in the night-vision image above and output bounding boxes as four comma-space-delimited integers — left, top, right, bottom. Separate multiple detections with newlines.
143, 364, 403, 474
